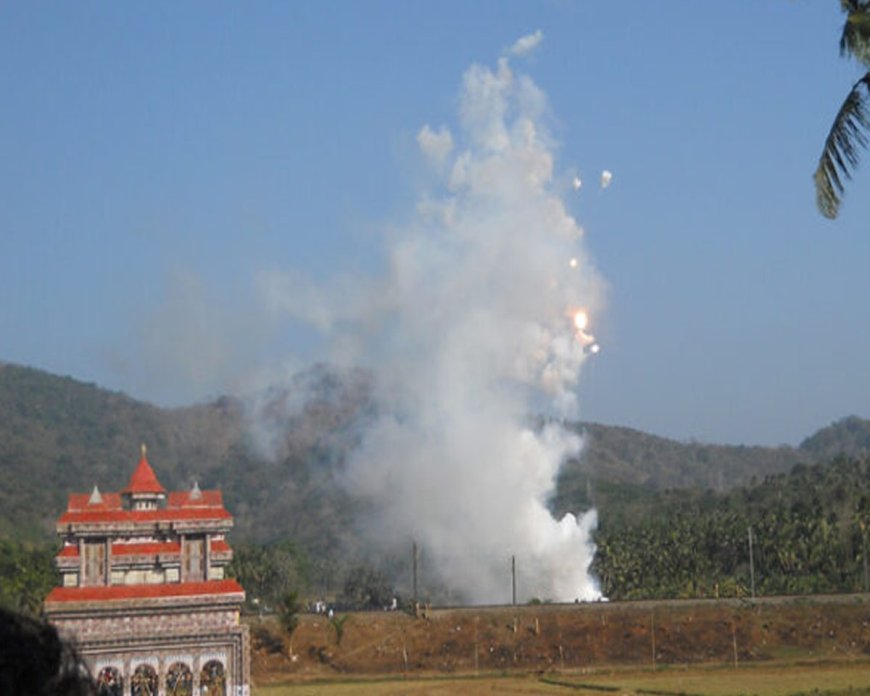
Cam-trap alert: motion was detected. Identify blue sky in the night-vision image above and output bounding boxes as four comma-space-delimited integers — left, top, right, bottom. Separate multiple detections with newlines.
2, 2, 870, 446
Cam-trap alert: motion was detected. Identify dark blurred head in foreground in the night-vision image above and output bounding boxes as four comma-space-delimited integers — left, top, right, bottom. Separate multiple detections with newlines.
0, 608, 95, 696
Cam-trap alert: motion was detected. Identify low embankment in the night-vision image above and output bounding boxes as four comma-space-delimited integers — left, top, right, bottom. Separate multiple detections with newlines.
249, 594, 870, 684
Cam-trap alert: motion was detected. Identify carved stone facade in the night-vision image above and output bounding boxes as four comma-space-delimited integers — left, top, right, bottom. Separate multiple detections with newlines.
44, 447, 250, 696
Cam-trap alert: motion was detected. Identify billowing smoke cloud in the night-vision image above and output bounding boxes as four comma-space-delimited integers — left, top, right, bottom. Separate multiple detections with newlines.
259, 40, 605, 603
417, 125, 454, 168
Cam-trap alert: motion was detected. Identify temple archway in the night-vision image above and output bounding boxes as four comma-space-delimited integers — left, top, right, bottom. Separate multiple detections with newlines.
199, 660, 225, 696
95, 666, 122, 696
131, 663, 158, 696
165, 662, 192, 696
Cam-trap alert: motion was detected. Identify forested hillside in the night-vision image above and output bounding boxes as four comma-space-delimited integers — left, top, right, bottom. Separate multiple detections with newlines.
593, 455, 870, 600
0, 362, 243, 539
553, 422, 810, 517
800, 415, 870, 461
1, 362, 828, 545
2, 361, 869, 612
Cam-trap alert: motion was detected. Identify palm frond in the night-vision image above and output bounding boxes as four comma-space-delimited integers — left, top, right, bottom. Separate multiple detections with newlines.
840, 0, 865, 14
840, 7, 870, 67
815, 74, 870, 218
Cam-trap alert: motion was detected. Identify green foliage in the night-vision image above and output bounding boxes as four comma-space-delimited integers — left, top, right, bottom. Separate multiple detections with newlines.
0, 540, 58, 615
278, 590, 301, 636
815, 75, 870, 218
329, 614, 349, 645
341, 564, 395, 610
815, 1, 870, 218
799, 415, 870, 460
593, 455, 870, 600
842, 1, 870, 69
228, 540, 311, 611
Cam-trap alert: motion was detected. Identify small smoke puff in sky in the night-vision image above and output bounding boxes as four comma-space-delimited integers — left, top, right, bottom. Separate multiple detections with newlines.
509, 29, 543, 57
600, 169, 613, 189
261, 36, 604, 602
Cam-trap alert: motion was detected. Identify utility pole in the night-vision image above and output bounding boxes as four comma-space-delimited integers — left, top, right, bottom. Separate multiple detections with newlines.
412, 541, 418, 604
748, 526, 756, 599
511, 555, 517, 606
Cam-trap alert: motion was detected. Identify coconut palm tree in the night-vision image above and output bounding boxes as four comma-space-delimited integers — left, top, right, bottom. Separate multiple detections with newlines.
815, 1, 870, 218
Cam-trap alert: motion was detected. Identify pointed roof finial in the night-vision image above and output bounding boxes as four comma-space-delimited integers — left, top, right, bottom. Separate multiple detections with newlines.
190, 480, 202, 500
141, 443, 147, 458
122, 443, 166, 495
88, 484, 103, 505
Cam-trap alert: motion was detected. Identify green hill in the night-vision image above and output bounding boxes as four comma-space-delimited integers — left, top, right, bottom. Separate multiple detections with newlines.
551, 422, 811, 518
592, 454, 870, 599
799, 414, 870, 460
0, 362, 243, 539
0, 362, 367, 554
3, 361, 866, 545
2, 360, 869, 608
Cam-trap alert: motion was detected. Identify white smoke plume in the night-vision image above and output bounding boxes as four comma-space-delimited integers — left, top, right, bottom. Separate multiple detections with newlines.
417, 125, 454, 169
509, 29, 543, 57
260, 41, 605, 603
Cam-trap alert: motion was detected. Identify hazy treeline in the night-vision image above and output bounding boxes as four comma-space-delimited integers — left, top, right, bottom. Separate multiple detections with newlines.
592, 455, 870, 600
4, 456, 870, 612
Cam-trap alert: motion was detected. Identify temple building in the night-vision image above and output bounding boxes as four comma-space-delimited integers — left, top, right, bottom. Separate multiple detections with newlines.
44, 446, 250, 696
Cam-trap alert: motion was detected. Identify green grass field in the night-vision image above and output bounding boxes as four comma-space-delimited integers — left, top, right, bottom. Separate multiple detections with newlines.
255, 661, 870, 696
550, 661, 870, 696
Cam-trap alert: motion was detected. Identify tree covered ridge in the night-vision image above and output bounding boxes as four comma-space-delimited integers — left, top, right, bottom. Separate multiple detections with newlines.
7, 453, 870, 613
3, 361, 870, 608
554, 421, 812, 514
593, 455, 870, 600
3, 361, 844, 545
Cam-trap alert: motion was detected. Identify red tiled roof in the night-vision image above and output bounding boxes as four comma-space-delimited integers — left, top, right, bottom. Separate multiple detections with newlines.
58, 507, 232, 525
44, 579, 244, 604
167, 490, 223, 508
66, 490, 223, 512
122, 453, 166, 495
58, 545, 78, 558
57, 451, 231, 527
57, 539, 225, 558
68, 493, 123, 511
111, 541, 182, 556
56, 540, 226, 559
62, 488, 228, 526
211, 539, 231, 553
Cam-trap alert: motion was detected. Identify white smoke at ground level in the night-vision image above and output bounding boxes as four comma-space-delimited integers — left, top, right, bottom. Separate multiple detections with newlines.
260, 38, 605, 603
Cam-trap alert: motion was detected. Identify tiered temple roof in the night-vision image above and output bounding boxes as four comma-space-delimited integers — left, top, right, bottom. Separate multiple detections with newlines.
45, 445, 243, 604
44, 444, 250, 696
